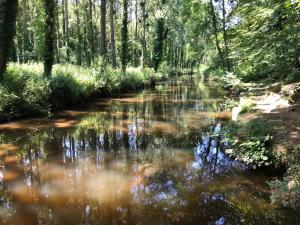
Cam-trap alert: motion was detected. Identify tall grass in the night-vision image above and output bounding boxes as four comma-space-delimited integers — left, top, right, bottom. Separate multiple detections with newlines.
0, 63, 167, 121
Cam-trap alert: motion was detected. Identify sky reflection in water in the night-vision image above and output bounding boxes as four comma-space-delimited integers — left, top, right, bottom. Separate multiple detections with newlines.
0, 77, 296, 225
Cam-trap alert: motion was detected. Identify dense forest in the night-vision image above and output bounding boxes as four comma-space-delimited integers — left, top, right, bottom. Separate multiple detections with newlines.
0, 0, 299, 120
0, 0, 300, 224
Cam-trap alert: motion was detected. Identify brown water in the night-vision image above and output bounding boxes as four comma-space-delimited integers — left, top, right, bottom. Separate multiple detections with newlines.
0, 77, 297, 225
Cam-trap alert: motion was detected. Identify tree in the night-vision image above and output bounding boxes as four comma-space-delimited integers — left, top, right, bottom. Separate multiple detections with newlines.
109, 0, 116, 68
64, 0, 70, 62
100, 0, 107, 60
43, 0, 56, 77
140, 1, 148, 68
121, 0, 129, 73
88, 0, 95, 64
209, 0, 225, 71
221, 0, 231, 72
152, 1, 168, 72
0, 0, 18, 80
75, 0, 82, 65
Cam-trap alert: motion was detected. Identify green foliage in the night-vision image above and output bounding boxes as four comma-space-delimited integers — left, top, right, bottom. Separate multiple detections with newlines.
120, 67, 156, 92
0, 63, 166, 121
42, 0, 56, 77
224, 118, 276, 168
121, 0, 128, 72
153, 17, 166, 72
230, 0, 300, 82
0, 64, 50, 121
0, 0, 18, 77
269, 145, 300, 209
220, 73, 246, 94
239, 98, 257, 114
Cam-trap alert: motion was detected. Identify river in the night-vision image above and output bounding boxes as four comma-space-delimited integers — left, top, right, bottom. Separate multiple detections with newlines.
0, 76, 296, 225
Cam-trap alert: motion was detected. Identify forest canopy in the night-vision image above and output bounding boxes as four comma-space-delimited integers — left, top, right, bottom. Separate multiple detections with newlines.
0, 0, 299, 120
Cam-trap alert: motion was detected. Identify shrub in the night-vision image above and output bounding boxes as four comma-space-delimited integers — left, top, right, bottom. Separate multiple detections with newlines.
224, 118, 276, 168
0, 63, 50, 120
0, 63, 168, 121
269, 145, 300, 209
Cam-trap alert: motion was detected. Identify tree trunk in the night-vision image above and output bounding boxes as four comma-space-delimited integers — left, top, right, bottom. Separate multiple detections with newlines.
88, 0, 95, 63
140, 1, 147, 68
62, 0, 66, 46
109, 0, 116, 69
134, 0, 139, 66
100, 0, 107, 60
0, 0, 19, 80
222, 0, 231, 72
75, 0, 82, 65
64, 0, 70, 62
121, 0, 129, 73
43, 0, 56, 77
209, 0, 225, 71
55, 0, 60, 63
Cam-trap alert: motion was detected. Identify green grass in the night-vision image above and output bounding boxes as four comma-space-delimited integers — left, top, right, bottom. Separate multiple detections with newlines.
0, 63, 168, 122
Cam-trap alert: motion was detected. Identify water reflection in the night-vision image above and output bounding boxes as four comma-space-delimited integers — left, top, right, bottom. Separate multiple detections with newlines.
0, 77, 296, 225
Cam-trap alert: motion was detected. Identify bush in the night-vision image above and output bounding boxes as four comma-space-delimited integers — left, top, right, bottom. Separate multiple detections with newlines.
224, 118, 276, 168
0, 63, 168, 121
0, 63, 50, 121
269, 145, 300, 209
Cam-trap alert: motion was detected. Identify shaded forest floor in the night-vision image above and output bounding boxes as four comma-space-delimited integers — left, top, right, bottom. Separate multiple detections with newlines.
219, 76, 300, 208
240, 83, 300, 146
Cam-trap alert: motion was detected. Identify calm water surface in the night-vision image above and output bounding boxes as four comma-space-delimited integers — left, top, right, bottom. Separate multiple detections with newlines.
0, 77, 297, 225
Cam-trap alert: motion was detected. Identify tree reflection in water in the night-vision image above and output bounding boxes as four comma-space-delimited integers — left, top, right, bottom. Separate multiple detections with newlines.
0, 77, 296, 225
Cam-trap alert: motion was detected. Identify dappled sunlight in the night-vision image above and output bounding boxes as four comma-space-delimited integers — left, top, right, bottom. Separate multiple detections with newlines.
0, 118, 79, 130
256, 93, 290, 113
0, 79, 290, 224
149, 121, 182, 137
113, 96, 157, 104
53, 119, 78, 128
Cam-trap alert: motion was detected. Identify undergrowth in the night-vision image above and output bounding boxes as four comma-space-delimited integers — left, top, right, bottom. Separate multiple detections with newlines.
0, 63, 170, 121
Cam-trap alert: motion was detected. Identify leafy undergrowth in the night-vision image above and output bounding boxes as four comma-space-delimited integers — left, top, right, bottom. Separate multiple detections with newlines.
223, 118, 278, 169
0, 63, 171, 122
269, 145, 300, 210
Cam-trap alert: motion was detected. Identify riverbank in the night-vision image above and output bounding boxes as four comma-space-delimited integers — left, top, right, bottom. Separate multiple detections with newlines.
0, 63, 178, 122
216, 73, 300, 209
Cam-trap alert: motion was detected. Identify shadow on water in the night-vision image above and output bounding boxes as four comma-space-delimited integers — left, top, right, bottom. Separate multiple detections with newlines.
0, 76, 298, 225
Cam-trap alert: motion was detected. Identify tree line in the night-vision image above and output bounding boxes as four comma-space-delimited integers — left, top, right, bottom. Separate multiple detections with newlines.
0, 0, 299, 82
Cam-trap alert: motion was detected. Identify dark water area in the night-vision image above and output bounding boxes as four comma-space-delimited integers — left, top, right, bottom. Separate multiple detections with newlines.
0, 77, 297, 225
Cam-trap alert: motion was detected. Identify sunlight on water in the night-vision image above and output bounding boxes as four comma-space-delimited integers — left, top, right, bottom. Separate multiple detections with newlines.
0, 77, 296, 225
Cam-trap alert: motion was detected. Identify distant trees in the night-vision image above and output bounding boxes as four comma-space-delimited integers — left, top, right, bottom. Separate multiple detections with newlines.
0, 0, 18, 79
0, 0, 298, 82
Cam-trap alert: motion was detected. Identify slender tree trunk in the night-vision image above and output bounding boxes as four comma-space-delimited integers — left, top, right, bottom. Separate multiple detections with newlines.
43, 0, 56, 77
121, 0, 129, 73
100, 0, 107, 60
134, 0, 138, 66
141, 1, 147, 68
0, 0, 19, 80
21, 0, 30, 62
62, 0, 66, 47
209, 0, 225, 71
222, 0, 231, 72
110, 0, 116, 68
75, 0, 82, 65
88, 0, 95, 63
64, 0, 70, 62
55, 0, 60, 63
